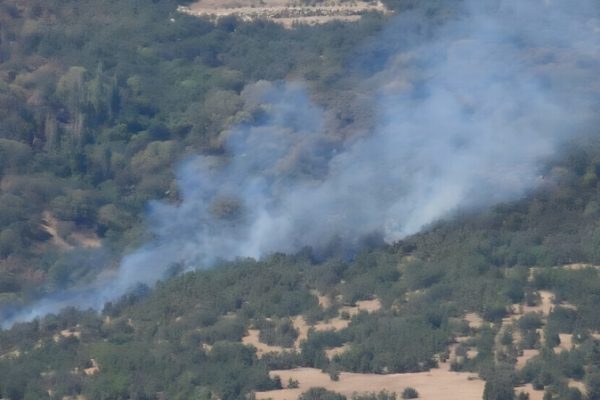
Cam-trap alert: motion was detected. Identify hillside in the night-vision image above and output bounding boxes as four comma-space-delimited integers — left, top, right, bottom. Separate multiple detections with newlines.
1, 0, 600, 400
0, 0, 389, 310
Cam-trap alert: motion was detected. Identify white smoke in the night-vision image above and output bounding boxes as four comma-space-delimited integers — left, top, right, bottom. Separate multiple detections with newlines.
3, 0, 600, 326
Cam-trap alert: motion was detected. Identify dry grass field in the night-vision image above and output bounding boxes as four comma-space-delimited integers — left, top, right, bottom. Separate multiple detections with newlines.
177, 0, 391, 28
255, 367, 484, 400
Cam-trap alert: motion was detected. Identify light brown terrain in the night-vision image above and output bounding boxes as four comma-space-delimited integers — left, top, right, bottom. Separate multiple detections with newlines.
178, 0, 391, 28
83, 359, 100, 376
249, 275, 591, 399
242, 328, 287, 356
502, 284, 586, 397
256, 367, 484, 400
242, 294, 382, 357
516, 349, 539, 369
464, 312, 484, 329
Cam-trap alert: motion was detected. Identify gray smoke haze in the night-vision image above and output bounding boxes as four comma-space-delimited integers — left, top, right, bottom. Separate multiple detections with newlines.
3, 0, 600, 326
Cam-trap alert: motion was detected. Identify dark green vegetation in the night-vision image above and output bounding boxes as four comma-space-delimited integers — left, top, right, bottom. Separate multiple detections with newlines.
3, 142, 600, 398
2, 0, 600, 399
0, 0, 391, 306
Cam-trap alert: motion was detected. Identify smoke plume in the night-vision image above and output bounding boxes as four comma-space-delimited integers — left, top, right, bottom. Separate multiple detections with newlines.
3, 0, 600, 326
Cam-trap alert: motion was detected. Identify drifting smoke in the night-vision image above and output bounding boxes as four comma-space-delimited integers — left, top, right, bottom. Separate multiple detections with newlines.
3, 0, 600, 326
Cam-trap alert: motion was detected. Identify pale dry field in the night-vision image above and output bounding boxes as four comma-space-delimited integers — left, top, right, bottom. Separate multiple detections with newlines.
242, 295, 381, 357
464, 312, 484, 329
178, 0, 390, 28
242, 328, 287, 356
555, 333, 574, 352
516, 349, 540, 369
256, 367, 484, 400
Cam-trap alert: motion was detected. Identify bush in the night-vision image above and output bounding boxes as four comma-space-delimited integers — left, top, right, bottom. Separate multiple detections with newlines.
299, 388, 347, 400
352, 391, 396, 400
287, 378, 300, 389
401, 388, 419, 399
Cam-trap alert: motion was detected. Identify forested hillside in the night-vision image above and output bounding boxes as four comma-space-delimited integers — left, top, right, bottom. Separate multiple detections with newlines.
0, 0, 397, 307
1, 0, 600, 399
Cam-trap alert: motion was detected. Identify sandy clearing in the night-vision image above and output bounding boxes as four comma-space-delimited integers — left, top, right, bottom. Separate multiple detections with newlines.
464, 313, 484, 329
179, 0, 390, 28
521, 291, 554, 316
563, 263, 600, 271
0, 349, 21, 360
554, 333, 574, 353
202, 343, 213, 352
54, 328, 82, 342
356, 298, 382, 313
245, 297, 375, 357
309, 297, 382, 333
569, 379, 587, 395
516, 349, 539, 369
340, 298, 382, 317
275, 15, 361, 26
314, 317, 350, 331
293, 316, 311, 348
84, 359, 100, 376
256, 367, 484, 400
242, 328, 288, 356
466, 349, 479, 359
242, 315, 351, 359
325, 343, 350, 359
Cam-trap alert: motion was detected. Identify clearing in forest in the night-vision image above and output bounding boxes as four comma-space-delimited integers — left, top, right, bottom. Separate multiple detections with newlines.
178, 0, 391, 28
255, 367, 484, 400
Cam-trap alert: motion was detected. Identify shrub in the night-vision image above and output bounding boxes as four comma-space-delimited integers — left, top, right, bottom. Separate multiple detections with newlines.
401, 387, 419, 399
299, 387, 346, 400
287, 378, 300, 389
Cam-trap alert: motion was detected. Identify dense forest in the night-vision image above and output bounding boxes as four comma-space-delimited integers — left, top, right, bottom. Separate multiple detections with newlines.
1, 0, 600, 399
0, 0, 397, 306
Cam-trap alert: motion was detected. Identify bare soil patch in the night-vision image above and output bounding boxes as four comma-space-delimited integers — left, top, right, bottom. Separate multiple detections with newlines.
340, 298, 382, 317
242, 328, 287, 356
464, 313, 484, 329
516, 349, 540, 369
325, 343, 350, 359
256, 367, 484, 400
0, 349, 21, 360
314, 317, 350, 331
569, 379, 587, 395
311, 297, 381, 332
554, 333, 574, 353
244, 297, 381, 357
292, 315, 311, 348
178, 0, 390, 28
84, 359, 100, 376
563, 263, 600, 271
